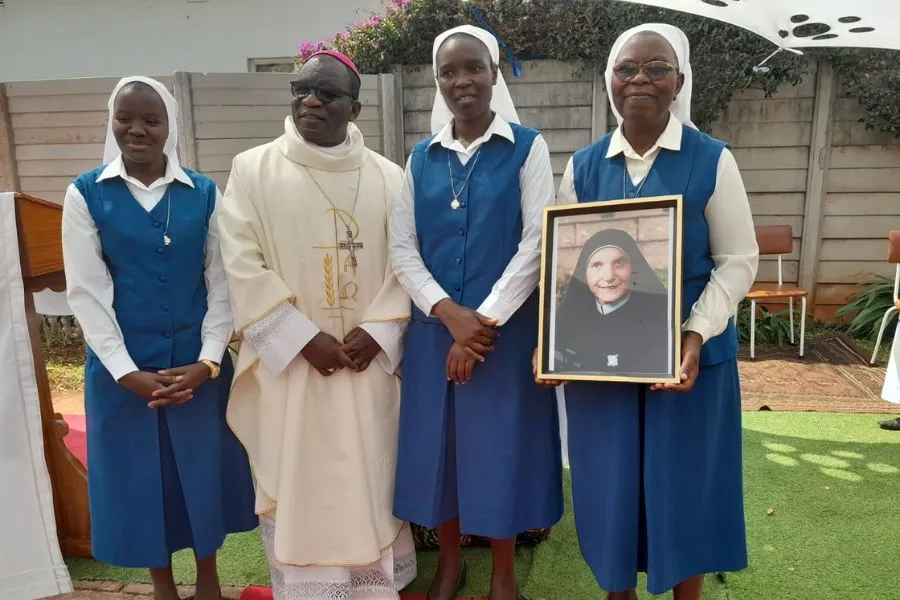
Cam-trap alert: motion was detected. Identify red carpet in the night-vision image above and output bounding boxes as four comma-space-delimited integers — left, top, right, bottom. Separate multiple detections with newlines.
62, 414, 87, 468
239, 587, 484, 600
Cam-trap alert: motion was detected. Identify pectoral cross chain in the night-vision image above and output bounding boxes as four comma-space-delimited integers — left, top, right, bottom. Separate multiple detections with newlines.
339, 226, 364, 269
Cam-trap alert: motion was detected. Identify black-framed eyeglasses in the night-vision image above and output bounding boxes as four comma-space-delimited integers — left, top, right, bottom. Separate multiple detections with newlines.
612, 60, 678, 82
290, 81, 356, 103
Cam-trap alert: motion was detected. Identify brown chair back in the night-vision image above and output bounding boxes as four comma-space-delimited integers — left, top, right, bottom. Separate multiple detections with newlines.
889, 231, 900, 264
755, 225, 793, 256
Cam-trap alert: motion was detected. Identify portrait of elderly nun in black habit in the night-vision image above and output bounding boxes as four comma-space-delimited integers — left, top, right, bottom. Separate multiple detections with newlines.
553, 227, 671, 376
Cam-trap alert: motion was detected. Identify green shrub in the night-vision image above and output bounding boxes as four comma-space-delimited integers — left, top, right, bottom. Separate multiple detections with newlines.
736, 301, 798, 346
836, 277, 898, 342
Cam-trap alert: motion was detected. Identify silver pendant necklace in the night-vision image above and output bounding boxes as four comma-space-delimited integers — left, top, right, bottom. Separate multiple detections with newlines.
304, 166, 364, 270
623, 161, 653, 199
448, 149, 481, 210
162, 187, 172, 246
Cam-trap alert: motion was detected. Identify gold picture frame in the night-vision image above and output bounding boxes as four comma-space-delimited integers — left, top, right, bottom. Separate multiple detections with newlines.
536, 195, 684, 384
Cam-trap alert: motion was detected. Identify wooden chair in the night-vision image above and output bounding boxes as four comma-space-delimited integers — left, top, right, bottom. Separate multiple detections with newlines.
14, 193, 91, 557
745, 225, 808, 359
869, 230, 900, 365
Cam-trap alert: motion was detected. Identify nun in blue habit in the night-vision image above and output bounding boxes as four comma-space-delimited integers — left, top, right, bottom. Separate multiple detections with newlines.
62, 76, 257, 600
390, 25, 563, 600
545, 24, 760, 600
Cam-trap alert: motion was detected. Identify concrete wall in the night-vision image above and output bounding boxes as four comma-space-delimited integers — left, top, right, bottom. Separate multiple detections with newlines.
555, 210, 672, 281
0, 0, 381, 80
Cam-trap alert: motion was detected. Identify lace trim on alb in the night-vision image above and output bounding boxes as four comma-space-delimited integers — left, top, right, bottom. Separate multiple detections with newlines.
393, 550, 417, 590
261, 516, 408, 599
243, 301, 296, 356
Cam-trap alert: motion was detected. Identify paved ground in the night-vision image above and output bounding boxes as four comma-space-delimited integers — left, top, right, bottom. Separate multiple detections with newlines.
52, 581, 245, 600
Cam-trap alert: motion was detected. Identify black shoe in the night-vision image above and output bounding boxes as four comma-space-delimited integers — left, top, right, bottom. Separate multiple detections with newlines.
427, 559, 467, 600
878, 417, 900, 431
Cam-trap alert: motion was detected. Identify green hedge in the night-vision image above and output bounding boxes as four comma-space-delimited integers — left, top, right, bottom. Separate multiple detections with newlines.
299, 0, 899, 135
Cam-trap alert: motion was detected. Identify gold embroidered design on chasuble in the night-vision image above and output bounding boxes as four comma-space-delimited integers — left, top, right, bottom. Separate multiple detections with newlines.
316, 207, 363, 335
341, 281, 360, 302
323, 254, 336, 308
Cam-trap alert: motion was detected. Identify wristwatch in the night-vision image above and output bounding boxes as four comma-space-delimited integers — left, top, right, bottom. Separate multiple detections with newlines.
199, 359, 221, 380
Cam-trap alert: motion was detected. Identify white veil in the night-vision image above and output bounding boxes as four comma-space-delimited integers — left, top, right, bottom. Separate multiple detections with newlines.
103, 76, 180, 166
605, 23, 696, 129
430, 25, 520, 134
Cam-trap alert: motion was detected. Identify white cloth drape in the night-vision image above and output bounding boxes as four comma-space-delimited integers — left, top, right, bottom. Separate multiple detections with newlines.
430, 25, 520, 134
0, 192, 72, 600
32, 290, 72, 316
882, 331, 900, 404
605, 23, 696, 129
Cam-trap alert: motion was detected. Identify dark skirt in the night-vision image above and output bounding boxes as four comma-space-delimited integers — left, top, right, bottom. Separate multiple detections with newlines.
85, 353, 258, 567
564, 359, 748, 594
394, 305, 564, 539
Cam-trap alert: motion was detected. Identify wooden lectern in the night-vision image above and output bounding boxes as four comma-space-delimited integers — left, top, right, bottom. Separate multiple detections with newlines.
14, 193, 92, 557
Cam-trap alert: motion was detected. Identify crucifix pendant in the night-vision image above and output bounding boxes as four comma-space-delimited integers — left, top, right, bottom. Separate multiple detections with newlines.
346, 227, 357, 268
450, 197, 461, 210
164, 235, 171, 246
339, 225, 363, 271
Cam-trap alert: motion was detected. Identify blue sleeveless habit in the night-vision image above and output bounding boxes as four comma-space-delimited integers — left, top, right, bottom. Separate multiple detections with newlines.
393, 124, 564, 538
565, 125, 748, 594
75, 167, 257, 567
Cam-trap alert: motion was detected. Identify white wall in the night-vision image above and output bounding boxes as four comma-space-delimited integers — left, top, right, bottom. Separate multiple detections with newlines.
0, 0, 383, 81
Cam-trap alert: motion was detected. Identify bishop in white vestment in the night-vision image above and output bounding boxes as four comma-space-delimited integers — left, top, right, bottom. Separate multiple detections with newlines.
218, 51, 415, 599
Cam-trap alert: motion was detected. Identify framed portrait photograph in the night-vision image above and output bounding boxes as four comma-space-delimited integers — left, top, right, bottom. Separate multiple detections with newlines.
536, 195, 683, 383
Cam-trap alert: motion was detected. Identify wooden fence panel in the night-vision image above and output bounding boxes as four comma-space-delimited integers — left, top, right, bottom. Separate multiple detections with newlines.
5, 76, 172, 203
818, 86, 900, 315
190, 72, 386, 188
1, 60, 898, 319
712, 64, 818, 285
402, 61, 594, 191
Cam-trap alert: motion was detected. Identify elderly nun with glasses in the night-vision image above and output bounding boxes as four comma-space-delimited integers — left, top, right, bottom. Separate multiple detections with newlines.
541, 24, 760, 600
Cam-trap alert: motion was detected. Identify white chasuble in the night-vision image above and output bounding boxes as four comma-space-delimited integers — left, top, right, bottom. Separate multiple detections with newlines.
219, 119, 410, 568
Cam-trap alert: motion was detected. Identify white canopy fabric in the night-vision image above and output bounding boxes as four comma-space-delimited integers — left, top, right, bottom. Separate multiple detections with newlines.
610, 0, 900, 50
0, 192, 72, 600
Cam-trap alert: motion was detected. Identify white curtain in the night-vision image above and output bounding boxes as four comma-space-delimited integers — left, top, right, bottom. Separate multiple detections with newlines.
0, 192, 72, 600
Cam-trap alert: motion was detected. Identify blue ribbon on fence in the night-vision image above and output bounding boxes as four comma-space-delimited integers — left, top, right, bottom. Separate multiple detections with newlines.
465, 2, 523, 78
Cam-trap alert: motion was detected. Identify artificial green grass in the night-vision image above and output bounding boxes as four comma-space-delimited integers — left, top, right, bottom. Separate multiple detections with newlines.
67, 412, 900, 599
63, 528, 532, 595
521, 477, 730, 600
64, 531, 269, 587
729, 412, 900, 600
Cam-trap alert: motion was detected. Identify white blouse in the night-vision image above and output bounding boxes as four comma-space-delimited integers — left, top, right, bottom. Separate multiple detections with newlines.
62, 157, 233, 381
556, 115, 759, 343
389, 115, 557, 325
